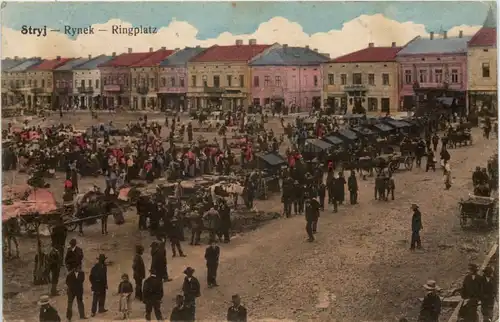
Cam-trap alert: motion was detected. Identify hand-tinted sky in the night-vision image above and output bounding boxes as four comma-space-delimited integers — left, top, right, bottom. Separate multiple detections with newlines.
2, 1, 496, 40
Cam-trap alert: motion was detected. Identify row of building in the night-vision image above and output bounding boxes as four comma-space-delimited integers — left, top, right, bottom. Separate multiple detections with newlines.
1, 9, 497, 114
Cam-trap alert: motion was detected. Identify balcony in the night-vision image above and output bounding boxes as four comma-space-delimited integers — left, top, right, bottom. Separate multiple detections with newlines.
204, 86, 224, 94
137, 86, 149, 95
78, 86, 94, 94
31, 87, 45, 94
55, 87, 70, 94
343, 84, 367, 91
104, 84, 122, 92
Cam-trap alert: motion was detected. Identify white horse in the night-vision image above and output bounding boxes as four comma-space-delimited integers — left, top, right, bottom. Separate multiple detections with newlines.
209, 182, 245, 205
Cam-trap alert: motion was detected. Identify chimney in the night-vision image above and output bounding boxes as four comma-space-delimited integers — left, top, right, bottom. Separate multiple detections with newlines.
368, 42, 374, 48
14, 56, 18, 60
443, 31, 447, 39
459, 30, 463, 38
88, 54, 92, 60
321, 53, 330, 58
391, 42, 396, 48
196, 45, 200, 48
112, 52, 116, 57
305, 45, 310, 49
175, 47, 180, 51
235, 39, 243, 46
161, 47, 166, 50
249, 39, 257, 45
430, 32, 434, 40
314, 48, 318, 52
56, 56, 61, 60
128, 48, 132, 53
283, 44, 288, 49
149, 47, 153, 52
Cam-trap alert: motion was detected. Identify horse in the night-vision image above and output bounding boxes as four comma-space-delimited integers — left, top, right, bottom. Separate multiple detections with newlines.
210, 182, 245, 206
3, 217, 20, 258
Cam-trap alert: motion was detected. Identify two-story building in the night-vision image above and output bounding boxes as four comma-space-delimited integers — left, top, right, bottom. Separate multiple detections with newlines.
249, 45, 330, 111
467, 6, 497, 112
72, 55, 114, 109
2, 57, 30, 106
187, 39, 275, 110
98, 48, 155, 109
397, 32, 470, 115
2, 58, 42, 107
26, 56, 72, 108
158, 46, 206, 111
322, 43, 402, 114
129, 47, 174, 110
53, 58, 90, 108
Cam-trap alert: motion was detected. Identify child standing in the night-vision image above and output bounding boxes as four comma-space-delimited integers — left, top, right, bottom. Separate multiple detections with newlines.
118, 274, 133, 319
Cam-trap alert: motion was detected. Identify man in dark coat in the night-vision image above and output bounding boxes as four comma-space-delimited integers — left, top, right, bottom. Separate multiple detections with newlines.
143, 269, 164, 321
65, 266, 86, 320
305, 197, 320, 242
169, 217, 186, 257
170, 294, 189, 322
317, 181, 326, 210
204, 239, 220, 287
410, 203, 423, 250
347, 170, 358, 205
150, 239, 171, 283
133, 245, 146, 301
335, 172, 346, 205
39, 295, 61, 322
227, 294, 247, 322
50, 218, 67, 266
48, 245, 61, 296
418, 280, 441, 322
218, 200, 231, 243
458, 263, 482, 322
89, 254, 108, 316
65, 238, 83, 271
480, 266, 497, 322
182, 267, 201, 321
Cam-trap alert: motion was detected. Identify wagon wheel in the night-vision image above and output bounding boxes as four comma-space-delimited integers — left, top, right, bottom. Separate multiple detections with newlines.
404, 156, 413, 170
66, 222, 77, 232
458, 204, 467, 228
374, 166, 383, 175
389, 161, 399, 173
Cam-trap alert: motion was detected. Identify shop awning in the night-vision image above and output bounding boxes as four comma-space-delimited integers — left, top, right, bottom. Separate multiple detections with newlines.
304, 139, 333, 152
323, 135, 343, 145
336, 129, 358, 141
371, 123, 393, 132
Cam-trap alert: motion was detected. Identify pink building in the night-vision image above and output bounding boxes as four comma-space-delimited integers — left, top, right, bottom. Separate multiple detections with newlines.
396, 31, 470, 113
249, 45, 330, 111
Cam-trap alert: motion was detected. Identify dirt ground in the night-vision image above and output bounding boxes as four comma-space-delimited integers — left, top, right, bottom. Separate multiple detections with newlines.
2, 112, 498, 322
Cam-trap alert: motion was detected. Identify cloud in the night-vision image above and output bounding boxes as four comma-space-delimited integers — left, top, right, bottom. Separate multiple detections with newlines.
1, 14, 481, 59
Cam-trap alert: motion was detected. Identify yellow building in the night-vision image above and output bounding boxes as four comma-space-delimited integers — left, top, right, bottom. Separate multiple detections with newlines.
467, 7, 497, 111
186, 40, 277, 110
1, 58, 41, 106
322, 43, 402, 115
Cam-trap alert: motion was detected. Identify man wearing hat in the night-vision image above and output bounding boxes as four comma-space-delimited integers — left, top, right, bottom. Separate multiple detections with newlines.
143, 269, 164, 321
65, 238, 83, 271
227, 294, 247, 322
418, 280, 441, 322
204, 239, 220, 288
132, 245, 146, 301
305, 196, 320, 242
170, 294, 189, 321
410, 203, 423, 250
182, 267, 201, 321
458, 263, 482, 319
89, 254, 108, 316
65, 266, 86, 320
480, 266, 497, 322
39, 295, 61, 322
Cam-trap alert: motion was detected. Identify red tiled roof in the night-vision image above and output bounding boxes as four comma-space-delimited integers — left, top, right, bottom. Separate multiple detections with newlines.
99, 52, 156, 67
191, 44, 271, 62
130, 49, 175, 67
468, 27, 497, 47
332, 47, 402, 63
29, 58, 72, 70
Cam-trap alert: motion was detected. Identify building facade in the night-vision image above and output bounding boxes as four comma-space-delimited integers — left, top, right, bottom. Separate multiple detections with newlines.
467, 7, 497, 112
397, 32, 470, 114
322, 43, 402, 115
72, 55, 114, 109
53, 58, 90, 108
129, 47, 174, 110
26, 57, 72, 108
187, 40, 274, 110
158, 46, 206, 111
250, 45, 329, 111
99, 49, 155, 109
1, 58, 37, 106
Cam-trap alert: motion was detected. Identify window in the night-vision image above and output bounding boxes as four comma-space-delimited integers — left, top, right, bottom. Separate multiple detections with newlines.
202, 75, 207, 87
239, 75, 244, 87
132, 78, 136, 87
2, 79, 5, 86
328, 74, 334, 85
213, 75, 220, 88
419, 70, 427, 83
191, 75, 197, 87
95, 79, 99, 89
47, 79, 52, 88
404, 70, 412, 84
180, 77, 185, 87
41, 79, 45, 88
22, 80, 25, 87
382, 73, 389, 86
313, 75, 318, 87
275, 76, 281, 87
29, 79, 32, 87
341, 74, 347, 85
80, 80, 85, 88
55, 80, 60, 88
227, 75, 232, 87
140, 78, 145, 86
482, 62, 490, 78
253, 76, 259, 87
352, 73, 362, 85
368, 97, 378, 112
264, 98, 270, 105
303, 75, 307, 86
170, 77, 176, 87
103, 78, 107, 85
434, 69, 443, 83
381, 98, 390, 113
253, 98, 260, 106
149, 78, 154, 88
34, 80, 37, 87
161, 77, 166, 87
264, 76, 271, 87
368, 74, 375, 86
74, 80, 77, 88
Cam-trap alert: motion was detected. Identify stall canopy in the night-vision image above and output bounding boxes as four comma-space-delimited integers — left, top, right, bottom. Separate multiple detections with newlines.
370, 123, 393, 132
323, 135, 344, 145
350, 126, 375, 136
86, 124, 118, 136
382, 119, 410, 129
336, 129, 358, 141
304, 139, 333, 153
257, 152, 287, 169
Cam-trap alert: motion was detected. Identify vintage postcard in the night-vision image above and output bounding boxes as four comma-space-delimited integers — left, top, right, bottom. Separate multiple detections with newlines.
1, 1, 498, 321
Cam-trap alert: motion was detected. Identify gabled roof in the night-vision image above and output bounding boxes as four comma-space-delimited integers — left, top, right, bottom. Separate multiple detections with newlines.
332, 46, 402, 63
55, 58, 90, 71
249, 46, 330, 66
130, 49, 175, 67
98, 52, 155, 68
29, 58, 73, 71
7, 59, 42, 72
397, 36, 471, 55
73, 55, 114, 70
191, 44, 271, 62
468, 28, 497, 47
1, 58, 27, 72
159, 47, 207, 67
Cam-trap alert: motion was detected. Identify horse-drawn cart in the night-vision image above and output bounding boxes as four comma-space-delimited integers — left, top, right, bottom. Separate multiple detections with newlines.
458, 194, 498, 229
375, 153, 413, 174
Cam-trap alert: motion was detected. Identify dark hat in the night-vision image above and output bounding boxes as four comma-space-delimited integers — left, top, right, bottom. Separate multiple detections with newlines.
183, 267, 195, 275
135, 245, 144, 252
483, 266, 494, 275
469, 263, 479, 272
232, 294, 240, 300
97, 254, 107, 261
69, 238, 77, 246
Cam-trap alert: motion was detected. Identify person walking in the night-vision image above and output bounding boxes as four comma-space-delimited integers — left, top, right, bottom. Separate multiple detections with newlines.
117, 273, 134, 320
89, 254, 108, 317
227, 294, 247, 322
48, 244, 62, 296
347, 170, 358, 205
65, 266, 86, 321
132, 245, 146, 301
481, 266, 497, 322
65, 239, 83, 271
143, 269, 164, 321
410, 203, 423, 250
418, 280, 441, 322
204, 239, 220, 288
305, 196, 320, 242
182, 267, 201, 321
